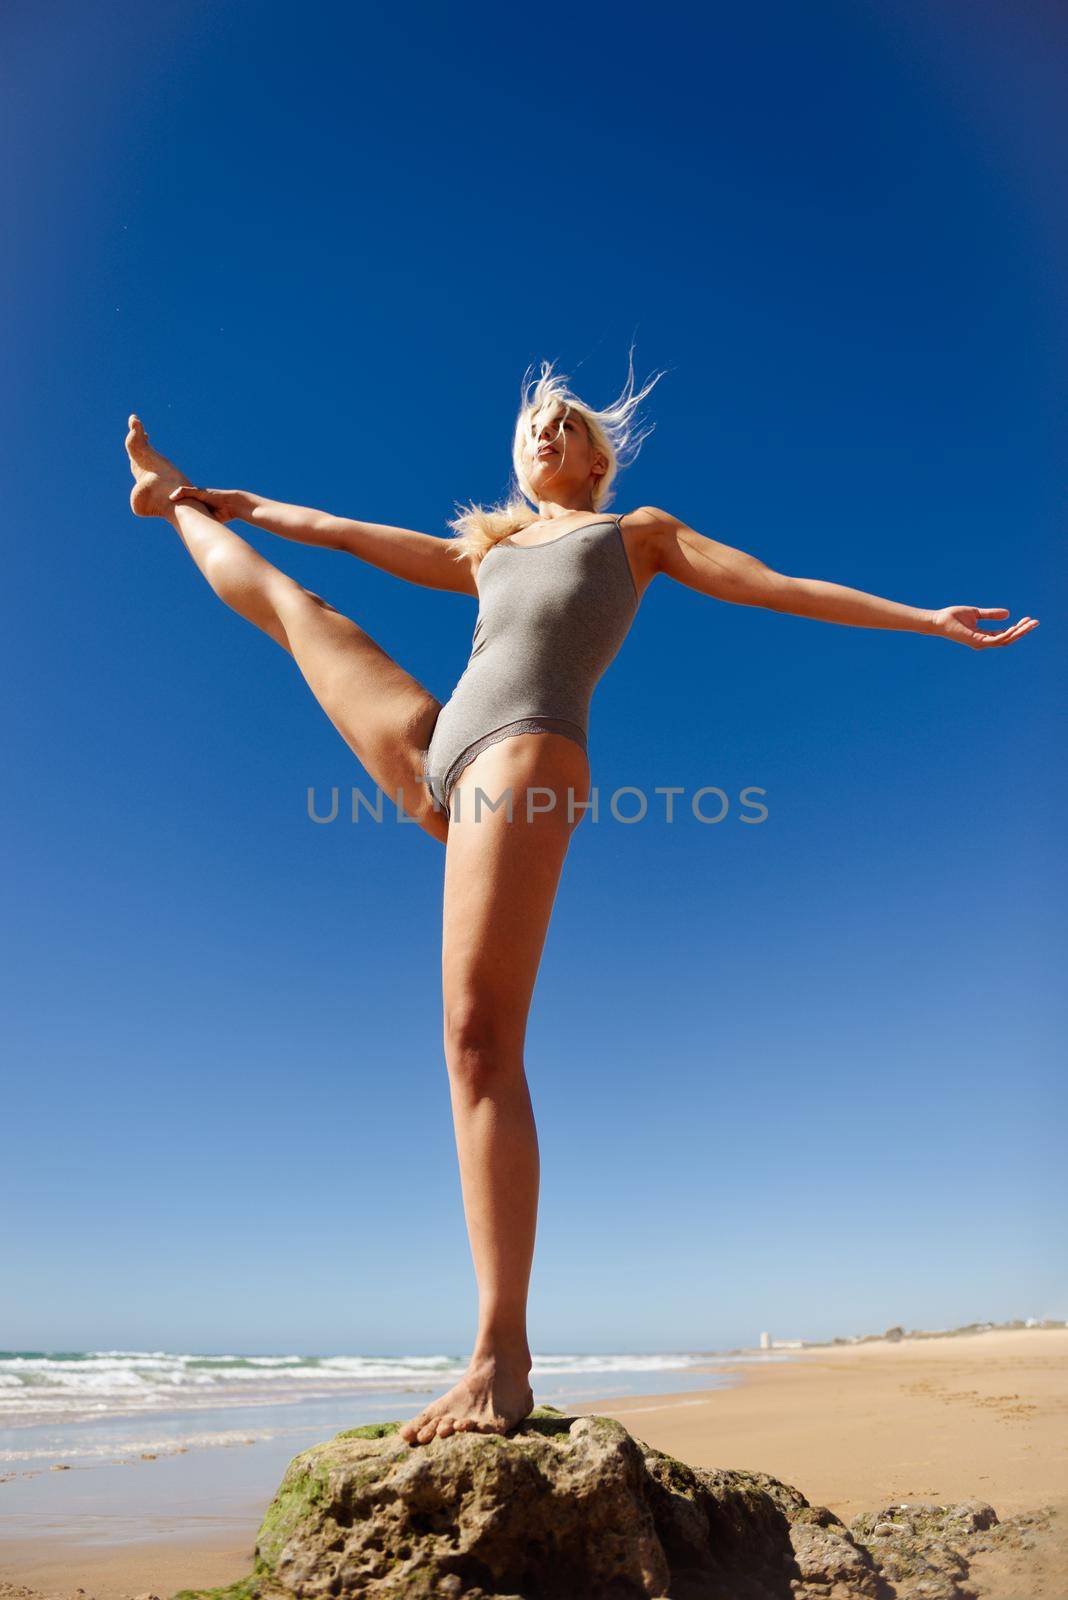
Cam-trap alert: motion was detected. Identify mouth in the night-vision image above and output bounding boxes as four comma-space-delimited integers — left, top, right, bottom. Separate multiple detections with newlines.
536, 449, 557, 460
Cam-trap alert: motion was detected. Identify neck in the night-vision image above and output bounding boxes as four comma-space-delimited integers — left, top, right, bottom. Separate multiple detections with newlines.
536, 496, 597, 521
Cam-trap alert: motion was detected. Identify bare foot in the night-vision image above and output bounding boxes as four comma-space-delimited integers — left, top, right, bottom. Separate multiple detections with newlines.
398, 1356, 534, 1446
125, 414, 186, 518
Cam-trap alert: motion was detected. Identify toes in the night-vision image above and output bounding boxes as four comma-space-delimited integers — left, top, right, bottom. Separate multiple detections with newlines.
125, 416, 149, 465
416, 1421, 439, 1444
435, 1417, 455, 1438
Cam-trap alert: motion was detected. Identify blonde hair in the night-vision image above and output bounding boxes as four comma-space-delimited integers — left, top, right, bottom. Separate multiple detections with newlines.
447, 347, 666, 564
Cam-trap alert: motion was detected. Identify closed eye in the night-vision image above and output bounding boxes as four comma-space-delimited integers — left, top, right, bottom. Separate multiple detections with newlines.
531, 419, 575, 437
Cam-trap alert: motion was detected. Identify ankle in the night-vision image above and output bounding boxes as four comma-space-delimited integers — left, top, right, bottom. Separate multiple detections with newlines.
470, 1337, 532, 1374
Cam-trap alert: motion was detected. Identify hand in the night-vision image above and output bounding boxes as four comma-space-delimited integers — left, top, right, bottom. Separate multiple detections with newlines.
930, 605, 1039, 649
167, 485, 253, 524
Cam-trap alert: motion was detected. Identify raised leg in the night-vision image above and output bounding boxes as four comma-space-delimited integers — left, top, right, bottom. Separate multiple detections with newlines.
398, 731, 591, 1445
125, 416, 447, 842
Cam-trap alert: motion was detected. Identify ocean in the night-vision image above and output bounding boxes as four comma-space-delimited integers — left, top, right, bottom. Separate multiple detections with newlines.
0, 1346, 791, 1545
0, 1347, 774, 1468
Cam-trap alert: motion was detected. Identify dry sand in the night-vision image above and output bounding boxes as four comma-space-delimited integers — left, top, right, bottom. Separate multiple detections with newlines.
1, 1327, 1064, 1599
572, 1327, 1068, 1520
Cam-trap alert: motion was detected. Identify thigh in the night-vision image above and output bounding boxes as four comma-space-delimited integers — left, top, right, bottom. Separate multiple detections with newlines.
276, 585, 448, 843
441, 734, 590, 1044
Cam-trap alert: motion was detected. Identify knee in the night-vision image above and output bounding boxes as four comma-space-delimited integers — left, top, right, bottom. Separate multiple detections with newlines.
443, 999, 519, 1094
294, 586, 342, 617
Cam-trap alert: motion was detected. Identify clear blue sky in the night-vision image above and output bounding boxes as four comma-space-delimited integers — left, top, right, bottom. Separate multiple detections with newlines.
2, 0, 1064, 1357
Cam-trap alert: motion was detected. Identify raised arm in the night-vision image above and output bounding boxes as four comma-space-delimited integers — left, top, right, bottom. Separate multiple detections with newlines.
643, 506, 1039, 649
167, 485, 477, 596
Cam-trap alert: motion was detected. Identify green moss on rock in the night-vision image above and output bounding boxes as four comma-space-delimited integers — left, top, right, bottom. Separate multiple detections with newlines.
334, 1420, 401, 1440
253, 1453, 333, 1575
644, 1445, 699, 1495
172, 1579, 262, 1600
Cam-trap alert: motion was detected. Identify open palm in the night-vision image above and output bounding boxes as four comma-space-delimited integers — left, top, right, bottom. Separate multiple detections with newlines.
933, 606, 1039, 649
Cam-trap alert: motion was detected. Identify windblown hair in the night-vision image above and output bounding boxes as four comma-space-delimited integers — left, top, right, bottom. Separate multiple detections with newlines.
447, 347, 666, 564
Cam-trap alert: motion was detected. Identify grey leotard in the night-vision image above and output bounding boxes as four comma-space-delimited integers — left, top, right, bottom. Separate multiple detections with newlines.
424, 514, 640, 817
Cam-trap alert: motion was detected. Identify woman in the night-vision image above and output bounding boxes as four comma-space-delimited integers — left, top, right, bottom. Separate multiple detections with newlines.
124, 357, 1037, 1448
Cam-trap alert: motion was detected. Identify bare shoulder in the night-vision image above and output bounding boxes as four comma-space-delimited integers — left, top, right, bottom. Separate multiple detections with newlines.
619, 505, 678, 531
616, 505, 682, 588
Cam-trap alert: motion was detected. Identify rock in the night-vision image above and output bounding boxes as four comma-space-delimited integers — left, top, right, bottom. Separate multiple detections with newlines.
172, 1406, 885, 1599
49, 1463, 71, 1472
169, 1408, 1047, 1600
848, 1500, 1057, 1600
883, 1326, 905, 1342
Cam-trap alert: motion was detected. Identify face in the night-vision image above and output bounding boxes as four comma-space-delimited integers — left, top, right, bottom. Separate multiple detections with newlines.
522, 400, 607, 503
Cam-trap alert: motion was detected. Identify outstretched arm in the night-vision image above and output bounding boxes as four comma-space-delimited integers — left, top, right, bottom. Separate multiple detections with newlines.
645, 506, 1039, 649
167, 486, 477, 596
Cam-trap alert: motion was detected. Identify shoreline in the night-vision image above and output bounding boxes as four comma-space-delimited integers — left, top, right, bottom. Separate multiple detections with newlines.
1, 1326, 1064, 1599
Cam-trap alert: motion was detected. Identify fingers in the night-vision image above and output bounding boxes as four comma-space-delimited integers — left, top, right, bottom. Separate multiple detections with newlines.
974, 608, 1010, 619
168, 485, 227, 523
972, 617, 1039, 647
169, 486, 221, 514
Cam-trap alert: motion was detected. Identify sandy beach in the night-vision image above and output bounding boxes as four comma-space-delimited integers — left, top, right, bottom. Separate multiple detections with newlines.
1, 1327, 1064, 1599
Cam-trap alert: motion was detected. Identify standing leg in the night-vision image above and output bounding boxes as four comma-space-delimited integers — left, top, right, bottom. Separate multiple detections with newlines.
398, 731, 591, 1444
125, 416, 448, 842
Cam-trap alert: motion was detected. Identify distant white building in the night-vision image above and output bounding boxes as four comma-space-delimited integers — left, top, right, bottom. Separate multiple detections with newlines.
760, 1332, 770, 1350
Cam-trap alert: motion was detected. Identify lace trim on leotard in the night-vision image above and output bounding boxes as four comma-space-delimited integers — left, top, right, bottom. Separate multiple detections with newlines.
439, 717, 588, 816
